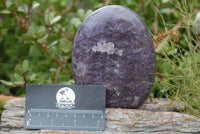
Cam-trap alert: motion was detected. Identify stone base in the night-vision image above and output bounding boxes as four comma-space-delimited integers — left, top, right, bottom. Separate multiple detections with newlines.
1, 98, 200, 133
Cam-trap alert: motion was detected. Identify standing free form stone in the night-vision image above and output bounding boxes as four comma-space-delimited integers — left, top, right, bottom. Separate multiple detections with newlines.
72, 5, 155, 108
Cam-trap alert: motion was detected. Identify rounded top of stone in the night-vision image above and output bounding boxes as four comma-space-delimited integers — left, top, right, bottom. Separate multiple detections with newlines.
78, 5, 146, 36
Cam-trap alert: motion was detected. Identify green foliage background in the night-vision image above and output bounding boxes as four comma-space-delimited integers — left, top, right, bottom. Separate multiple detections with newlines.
0, 0, 200, 116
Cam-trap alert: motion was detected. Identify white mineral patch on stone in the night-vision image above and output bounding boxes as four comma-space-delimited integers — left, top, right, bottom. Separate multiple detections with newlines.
114, 87, 120, 96
114, 69, 119, 74
92, 41, 123, 56
117, 49, 123, 56
126, 97, 132, 101
132, 96, 140, 106
76, 63, 87, 76
115, 61, 120, 68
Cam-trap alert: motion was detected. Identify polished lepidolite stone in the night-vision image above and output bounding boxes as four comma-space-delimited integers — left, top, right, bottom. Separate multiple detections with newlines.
72, 5, 155, 108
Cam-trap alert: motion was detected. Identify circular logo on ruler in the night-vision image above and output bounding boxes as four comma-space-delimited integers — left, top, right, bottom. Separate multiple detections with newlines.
56, 87, 75, 109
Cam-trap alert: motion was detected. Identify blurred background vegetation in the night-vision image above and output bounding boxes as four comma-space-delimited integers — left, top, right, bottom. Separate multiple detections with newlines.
0, 0, 200, 117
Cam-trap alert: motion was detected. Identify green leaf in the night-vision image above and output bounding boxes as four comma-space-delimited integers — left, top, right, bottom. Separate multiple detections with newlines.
15, 64, 23, 74
85, 9, 93, 17
22, 33, 35, 41
13, 73, 24, 81
44, 12, 54, 25
0, 80, 16, 87
77, 8, 85, 18
50, 15, 61, 24
58, 38, 72, 53
37, 34, 48, 44
49, 40, 58, 47
160, 8, 170, 14
29, 73, 37, 81
70, 17, 81, 28
49, 45, 58, 56
23, 25, 38, 40
49, 68, 57, 72
6, 0, 17, 11
28, 25, 37, 35
0, 9, 11, 14
35, 26, 46, 38
168, 48, 178, 55
77, 9, 93, 20
5, 0, 13, 8
17, 5, 28, 13
48, 34, 60, 42
162, 0, 170, 3
22, 60, 29, 73
29, 45, 42, 57
14, 81, 25, 85
32, 1, 40, 9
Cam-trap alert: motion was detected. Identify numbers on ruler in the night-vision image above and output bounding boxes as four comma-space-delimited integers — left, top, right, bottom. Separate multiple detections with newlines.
97, 120, 100, 128
51, 119, 53, 127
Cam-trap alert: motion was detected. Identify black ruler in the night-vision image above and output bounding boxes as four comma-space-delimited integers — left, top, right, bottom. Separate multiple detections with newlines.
24, 84, 106, 131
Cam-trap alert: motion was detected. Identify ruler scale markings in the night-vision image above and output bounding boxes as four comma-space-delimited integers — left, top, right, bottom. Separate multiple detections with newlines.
51, 119, 53, 127
26, 109, 104, 129
29, 109, 103, 114
74, 119, 76, 127
97, 120, 100, 128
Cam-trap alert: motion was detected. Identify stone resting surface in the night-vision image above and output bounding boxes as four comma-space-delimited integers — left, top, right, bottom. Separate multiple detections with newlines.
1, 98, 200, 134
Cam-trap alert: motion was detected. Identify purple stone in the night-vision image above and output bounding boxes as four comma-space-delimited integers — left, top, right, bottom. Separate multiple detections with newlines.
72, 5, 155, 108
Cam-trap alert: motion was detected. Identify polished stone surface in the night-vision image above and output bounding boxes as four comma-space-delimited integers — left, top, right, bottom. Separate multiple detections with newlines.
72, 5, 155, 108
